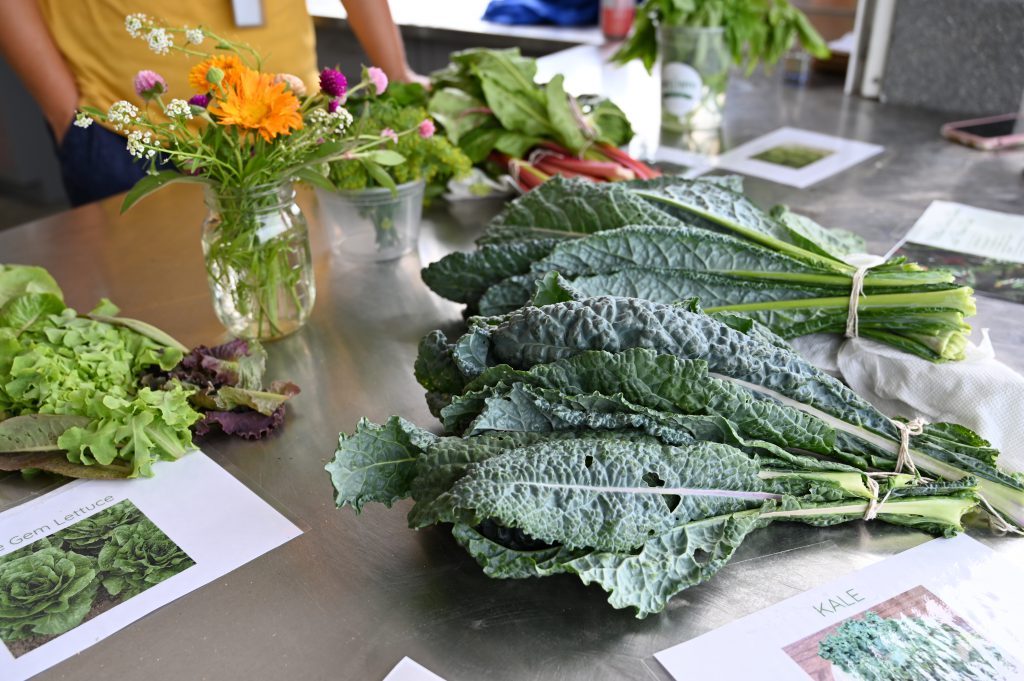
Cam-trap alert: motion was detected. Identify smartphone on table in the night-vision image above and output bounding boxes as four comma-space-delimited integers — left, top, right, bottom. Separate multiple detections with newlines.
941, 113, 1024, 150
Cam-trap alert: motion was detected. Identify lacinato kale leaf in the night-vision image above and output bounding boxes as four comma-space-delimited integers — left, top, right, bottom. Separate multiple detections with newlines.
421, 177, 975, 362
329, 422, 979, 617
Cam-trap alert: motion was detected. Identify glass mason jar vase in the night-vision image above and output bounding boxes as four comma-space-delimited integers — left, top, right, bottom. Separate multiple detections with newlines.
659, 25, 730, 131
201, 182, 316, 340
318, 180, 425, 262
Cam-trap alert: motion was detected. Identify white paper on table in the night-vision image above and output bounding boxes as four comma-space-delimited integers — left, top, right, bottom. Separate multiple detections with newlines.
656, 535, 1024, 680
716, 126, 883, 188
382, 656, 447, 681
894, 200, 1024, 264
0, 451, 301, 681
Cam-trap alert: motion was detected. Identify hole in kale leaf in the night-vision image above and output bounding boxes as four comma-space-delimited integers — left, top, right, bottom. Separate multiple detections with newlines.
476, 519, 554, 551
584, 455, 594, 469
693, 548, 710, 565
642, 471, 666, 487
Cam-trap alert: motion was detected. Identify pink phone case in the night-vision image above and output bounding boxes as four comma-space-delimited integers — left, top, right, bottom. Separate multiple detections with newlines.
941, 113, 1024, 150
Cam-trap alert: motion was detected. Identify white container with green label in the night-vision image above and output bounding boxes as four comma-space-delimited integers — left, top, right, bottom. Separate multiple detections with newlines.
659, 25, 730, 131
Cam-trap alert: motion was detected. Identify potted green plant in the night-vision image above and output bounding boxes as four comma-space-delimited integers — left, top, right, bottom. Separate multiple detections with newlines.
611, 0, 830, 130
322, 79, 472, 261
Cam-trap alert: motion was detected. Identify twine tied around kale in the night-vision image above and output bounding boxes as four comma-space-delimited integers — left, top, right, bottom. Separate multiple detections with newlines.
844, 264, 871, 338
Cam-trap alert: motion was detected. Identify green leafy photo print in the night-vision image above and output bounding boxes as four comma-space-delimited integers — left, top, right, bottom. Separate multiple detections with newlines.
0, 500, 194, 657
752, 144, 834, 169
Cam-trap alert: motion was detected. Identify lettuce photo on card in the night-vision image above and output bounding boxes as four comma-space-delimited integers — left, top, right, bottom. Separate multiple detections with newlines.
0, 500, 194, 657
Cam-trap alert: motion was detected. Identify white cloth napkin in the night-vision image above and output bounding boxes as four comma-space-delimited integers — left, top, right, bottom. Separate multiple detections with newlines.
790, 331, 1024, 474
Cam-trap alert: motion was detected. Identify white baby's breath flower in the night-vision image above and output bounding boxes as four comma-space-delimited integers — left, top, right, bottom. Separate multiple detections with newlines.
308, 108, 354, 138
125, 13, 149, 38
333, 108, 354, 133
146, 27, 173, 55
185, 27, 205, 45
165, 99, 193, 120
73, 112, 94, 129
126, 130, 157, 159
126, 130, 145, 158
107, 100, 139, 131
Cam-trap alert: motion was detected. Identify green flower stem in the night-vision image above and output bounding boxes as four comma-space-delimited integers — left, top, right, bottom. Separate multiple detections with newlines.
203, 184, 310, 339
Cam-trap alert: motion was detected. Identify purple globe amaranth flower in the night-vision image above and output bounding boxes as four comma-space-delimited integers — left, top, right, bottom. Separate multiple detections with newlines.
133, 69, 166, 100
319, 68, 347, 98
328, 98, 340, 113
188, 93, 211, 108
367, 66, 388, 95
418, 118, 436, 139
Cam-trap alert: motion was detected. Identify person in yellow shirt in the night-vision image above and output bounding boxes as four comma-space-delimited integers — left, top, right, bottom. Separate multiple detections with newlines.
0, 0, 425, 205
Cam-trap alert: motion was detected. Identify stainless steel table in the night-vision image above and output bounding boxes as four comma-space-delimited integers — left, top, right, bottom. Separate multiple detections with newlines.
2, 47, 1024, 681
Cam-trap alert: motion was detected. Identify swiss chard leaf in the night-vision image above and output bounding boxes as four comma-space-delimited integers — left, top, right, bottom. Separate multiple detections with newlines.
428, 88, 496, 145
480, 76, 553, 138
544, 74, 588, 155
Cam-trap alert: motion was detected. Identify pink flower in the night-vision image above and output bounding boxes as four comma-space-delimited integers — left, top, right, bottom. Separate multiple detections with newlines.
380, 127, 398, 144
133, 70, 166, 100
188, 93, 210, 108
418, 118, 436, 139
274, 73, 307, 97
328, 98, 340, 113
367, 66, 388, 95
319, 68, 347, 97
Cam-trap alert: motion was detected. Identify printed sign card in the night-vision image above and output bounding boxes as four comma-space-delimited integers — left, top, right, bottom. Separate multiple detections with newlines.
656, 535, 1024, 680
716, 127, 883, 188
0, 452, 301, 681
893, 201, 1024, 306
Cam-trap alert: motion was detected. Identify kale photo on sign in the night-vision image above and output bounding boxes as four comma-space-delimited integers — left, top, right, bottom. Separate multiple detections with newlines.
819, 611, 1016, 681
896, 242, 1024, 306
0, 500, 195, 657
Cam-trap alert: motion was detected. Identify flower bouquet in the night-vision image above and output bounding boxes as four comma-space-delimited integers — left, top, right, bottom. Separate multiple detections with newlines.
79, 14, 431, 339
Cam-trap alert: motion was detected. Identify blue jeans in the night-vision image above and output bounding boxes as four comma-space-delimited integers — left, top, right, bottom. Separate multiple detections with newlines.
54, 119, 169, 207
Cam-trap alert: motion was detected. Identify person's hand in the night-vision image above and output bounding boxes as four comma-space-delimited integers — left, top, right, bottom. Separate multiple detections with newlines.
45, 88, 80, 145
0, 0, 81, 145
403, 70, 431, 90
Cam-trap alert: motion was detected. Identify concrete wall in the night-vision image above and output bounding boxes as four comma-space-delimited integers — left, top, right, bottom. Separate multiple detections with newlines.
882, 0, 1024, 116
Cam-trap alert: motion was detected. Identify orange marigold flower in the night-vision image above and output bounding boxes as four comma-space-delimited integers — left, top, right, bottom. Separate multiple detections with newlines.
209, 69, 303, 142
188, 54, 245, 92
